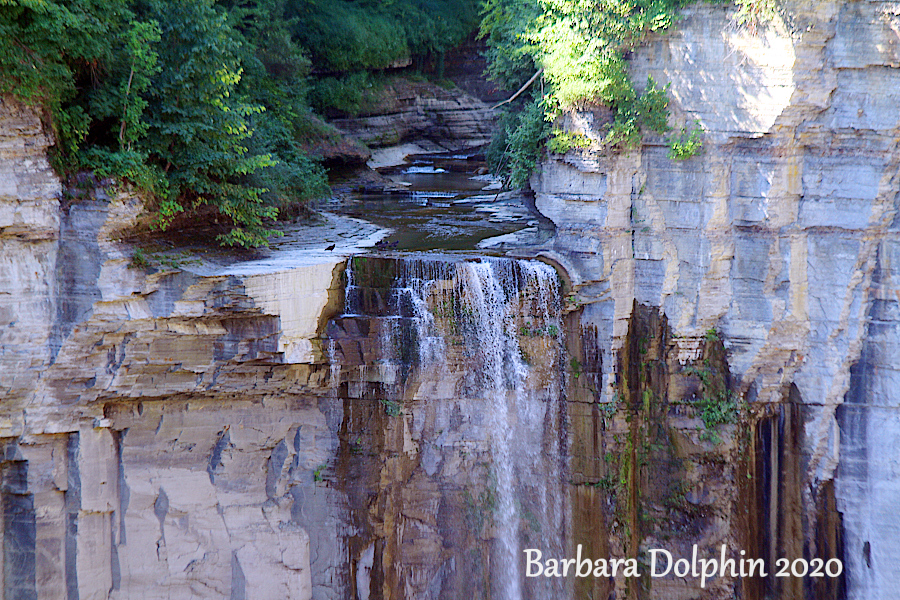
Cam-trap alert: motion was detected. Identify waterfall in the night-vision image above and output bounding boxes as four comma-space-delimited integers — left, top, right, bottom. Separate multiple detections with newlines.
336, 255, 569, 599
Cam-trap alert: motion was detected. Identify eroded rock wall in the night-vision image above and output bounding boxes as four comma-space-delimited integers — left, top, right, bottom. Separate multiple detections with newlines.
330, 256, 568, 600
330, 80, 496, 149
535, 2, 899, 598
0, 99, 357, 598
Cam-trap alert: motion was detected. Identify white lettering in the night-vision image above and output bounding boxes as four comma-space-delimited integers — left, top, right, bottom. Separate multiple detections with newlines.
746, 558, 766, 577
699, 558, 718, 588
623, 559, 639, 578
545, 559, 560, 577
593, 559, 610, 578
719, 544, 737, 578
525, 549, 543, 577
649, 549, 672, 577
576, 545, 592, 577
673, 558, 690, 578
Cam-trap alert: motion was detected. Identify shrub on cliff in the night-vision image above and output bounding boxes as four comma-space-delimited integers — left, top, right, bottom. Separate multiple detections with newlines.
482, 0, 686, 142
487, 98, 550, 189
481, 0, 764, 182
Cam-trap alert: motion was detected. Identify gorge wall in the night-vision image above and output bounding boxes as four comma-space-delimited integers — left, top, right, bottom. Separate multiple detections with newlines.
330, 79, 496, 150
533, 1, 899, 598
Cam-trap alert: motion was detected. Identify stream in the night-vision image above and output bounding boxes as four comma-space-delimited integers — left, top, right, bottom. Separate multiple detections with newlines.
328, 151, 549, 252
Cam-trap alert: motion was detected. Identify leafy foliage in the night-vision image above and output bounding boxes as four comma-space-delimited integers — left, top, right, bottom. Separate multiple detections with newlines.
486, 98, 550, 188
139, 0, 279, 246
225, 0, 330, 217
481, 0, 686, 145
479, 0, 541, 90
667, 121, 703, 160
733, 0, 778, 30
290, 1, 409, 72
289, 0, 480, 74
479, 0, 693, 184
307, 72, 381, 117
0, 0, 138, 161
547, 129, 591, 154
0, 0, 339, 247
682, 352, 740, 444
0, 0, 492, 245
606, 76, 671, 148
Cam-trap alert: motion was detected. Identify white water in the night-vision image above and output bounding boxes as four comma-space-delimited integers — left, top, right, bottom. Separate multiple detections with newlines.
353, 256, 568, 598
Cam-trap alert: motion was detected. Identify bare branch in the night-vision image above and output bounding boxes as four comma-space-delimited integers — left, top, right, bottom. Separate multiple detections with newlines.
491, 69, 543, 110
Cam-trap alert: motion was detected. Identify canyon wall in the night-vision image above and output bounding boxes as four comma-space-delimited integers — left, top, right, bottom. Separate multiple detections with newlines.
330, 80, 496, 150
0, 97, 556, 600
0, 100, 353, 599
533, 2, 899, 598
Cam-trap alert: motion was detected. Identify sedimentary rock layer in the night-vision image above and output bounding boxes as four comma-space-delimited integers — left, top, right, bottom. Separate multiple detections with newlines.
331, 80, 495, 149
533, 3, 899, 598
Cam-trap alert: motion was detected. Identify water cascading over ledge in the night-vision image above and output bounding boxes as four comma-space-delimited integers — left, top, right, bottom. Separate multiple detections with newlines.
325, 255, 570, 599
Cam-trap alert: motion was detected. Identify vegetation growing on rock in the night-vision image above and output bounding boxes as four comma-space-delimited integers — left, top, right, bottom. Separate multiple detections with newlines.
481, 0, 775, 185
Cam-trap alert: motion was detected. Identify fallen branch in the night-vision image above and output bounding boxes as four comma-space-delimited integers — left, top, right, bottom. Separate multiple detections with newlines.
491, 69, 543, 110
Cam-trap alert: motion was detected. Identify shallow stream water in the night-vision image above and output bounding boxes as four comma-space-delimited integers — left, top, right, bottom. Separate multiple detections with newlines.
329, 151, 545, 252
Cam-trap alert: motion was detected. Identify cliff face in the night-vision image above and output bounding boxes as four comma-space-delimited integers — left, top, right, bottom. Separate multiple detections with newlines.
534, 2, 899, 598
0, 101, 357, 598
330, 79, 496, 150
0, 97, 61, 420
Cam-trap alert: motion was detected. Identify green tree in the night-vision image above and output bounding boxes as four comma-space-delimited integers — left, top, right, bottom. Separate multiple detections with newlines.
223, 0, 330, 210
0, 0, 128, 161
141, 0, 277, 247
479, 0, 541, 90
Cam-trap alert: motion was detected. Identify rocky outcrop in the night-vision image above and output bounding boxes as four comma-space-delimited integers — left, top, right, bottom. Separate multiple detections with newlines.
0, 99, 375, 598
331, 80, 496, 149
0, 97, 61, 425
1, 198, 351, 600
534, 2, 899, 598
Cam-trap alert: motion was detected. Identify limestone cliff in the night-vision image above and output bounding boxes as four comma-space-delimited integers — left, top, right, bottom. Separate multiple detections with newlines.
533, 2, 899, 598
0, 98, 356, 598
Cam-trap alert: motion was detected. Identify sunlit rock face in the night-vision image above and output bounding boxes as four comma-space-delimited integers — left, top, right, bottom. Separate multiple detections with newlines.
534, 2, 900, 598
0, 97, 61, 420
0, 99, 353, 598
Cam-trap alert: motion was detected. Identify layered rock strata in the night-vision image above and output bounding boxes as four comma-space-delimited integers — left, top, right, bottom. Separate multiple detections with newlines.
0, 100, 359, 598
331, 80, 495, 149
534, 2, 900, 598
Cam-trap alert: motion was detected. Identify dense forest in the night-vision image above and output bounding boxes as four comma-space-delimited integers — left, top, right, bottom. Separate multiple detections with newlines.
0, 0, 774, 245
